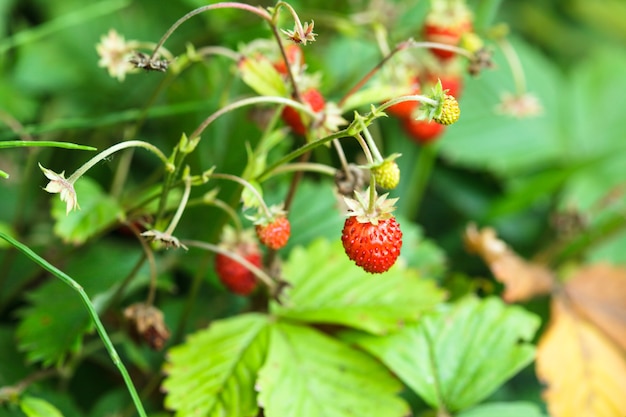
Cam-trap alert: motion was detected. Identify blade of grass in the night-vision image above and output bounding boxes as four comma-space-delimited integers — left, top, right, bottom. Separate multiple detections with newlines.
0, 232, 147, 417
0, 141, 96, 150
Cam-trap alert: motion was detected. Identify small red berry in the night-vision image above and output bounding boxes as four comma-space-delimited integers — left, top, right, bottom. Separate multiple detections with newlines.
273, 44, 304, 75
402, 118, 446, 144
215, 241, 262, 296
422, 3, 473, 61
341, 216, 402, 274
256, 216, 291, 250
281, 88, 326, 135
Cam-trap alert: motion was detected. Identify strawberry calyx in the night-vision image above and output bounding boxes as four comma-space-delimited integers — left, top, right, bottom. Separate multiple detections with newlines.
344, 188, 398, 226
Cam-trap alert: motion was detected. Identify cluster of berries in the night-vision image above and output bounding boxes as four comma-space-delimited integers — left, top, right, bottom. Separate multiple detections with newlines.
387, 0, 473, 144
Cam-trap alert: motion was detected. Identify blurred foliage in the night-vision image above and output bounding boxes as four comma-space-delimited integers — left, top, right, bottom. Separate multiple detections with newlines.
2, 0, 626, 416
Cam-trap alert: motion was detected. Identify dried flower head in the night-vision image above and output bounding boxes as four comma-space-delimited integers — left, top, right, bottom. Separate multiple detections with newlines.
39, 163, 79, 214
282, 20, 317, 45
141, 230, 188, 250
124, 303, 171, 350
96, 29, 137, 81
129, 52, 169, 72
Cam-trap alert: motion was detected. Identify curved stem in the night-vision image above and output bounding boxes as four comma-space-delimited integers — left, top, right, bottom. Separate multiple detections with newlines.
68, 140, 172, 183
354, 133, 375, 165
257, 129, 349, 182
359, 121, 384, 163
182, 239, 276, 291
149, 2, 271, 60
0, 232, 147, 417
265, 161, 337, 178
189, 96, 318, 140
497, 37, 527, 95
210, 173, 272, 218
164, 172, 192, 235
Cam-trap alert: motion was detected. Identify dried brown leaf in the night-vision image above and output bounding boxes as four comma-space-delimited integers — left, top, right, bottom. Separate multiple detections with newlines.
464, 223, 553, 302
536, 298, 626, 417
564, 264, 626, 350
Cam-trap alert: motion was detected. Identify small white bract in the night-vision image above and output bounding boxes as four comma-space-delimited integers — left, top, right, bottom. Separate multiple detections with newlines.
39, 163, 79, 215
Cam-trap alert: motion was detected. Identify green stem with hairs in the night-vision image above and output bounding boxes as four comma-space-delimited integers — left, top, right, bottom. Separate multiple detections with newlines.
68, 140, 172, 183
0, 232, 147, 417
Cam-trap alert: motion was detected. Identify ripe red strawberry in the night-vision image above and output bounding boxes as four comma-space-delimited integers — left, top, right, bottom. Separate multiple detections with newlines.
402, 118, 446, 144
273, 44, 304, 75
341, 190, 402, 274
342, 216, 402, 274
215, 236, 262, 296
281, 88, 325, 135
423, 1, 473, 61
256, 215, 291, 250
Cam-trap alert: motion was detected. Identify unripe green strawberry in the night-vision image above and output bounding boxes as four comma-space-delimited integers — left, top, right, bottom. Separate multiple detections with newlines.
372, 160, 400, 190
433, 94, 460, 125
256, 216, 290, 250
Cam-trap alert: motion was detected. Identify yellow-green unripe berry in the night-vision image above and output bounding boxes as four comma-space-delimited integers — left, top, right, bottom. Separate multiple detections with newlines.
372, 160, 400, 190
434, 94, 460, 125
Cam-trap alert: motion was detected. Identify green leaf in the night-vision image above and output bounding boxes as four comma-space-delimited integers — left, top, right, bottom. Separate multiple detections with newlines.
163, 313, 269, 417
350, 297, 540, 412
20, 396, 64, 417
16, 240, 144, 366
437, 37, 563, 176
239, 56, 288, 97
272, 239, 445, 334
16, 279, 92, 367
52, 176, 124, 244
257, 322, 409, 417
457, 402, 547, 417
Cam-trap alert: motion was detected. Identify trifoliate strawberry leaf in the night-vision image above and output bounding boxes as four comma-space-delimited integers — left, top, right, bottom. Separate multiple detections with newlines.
162, 313, 269, 417
257, 321, 409, 417
348, 296, 540, 412
52, 176, 124, 245
457, 402, 547, 417
271, 239, 445, 334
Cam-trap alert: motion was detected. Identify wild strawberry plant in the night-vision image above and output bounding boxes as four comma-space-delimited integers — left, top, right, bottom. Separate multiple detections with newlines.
1, 1, 626, 417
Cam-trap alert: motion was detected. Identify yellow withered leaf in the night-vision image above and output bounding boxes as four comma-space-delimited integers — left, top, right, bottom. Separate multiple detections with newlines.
536, 298, 626, 417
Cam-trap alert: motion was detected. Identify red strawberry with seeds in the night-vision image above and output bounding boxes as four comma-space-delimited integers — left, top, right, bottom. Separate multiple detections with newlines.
281, 88, 325, 135
341, 190, 402, 274
215, 228, 262, 295
256, 215, 291, 250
